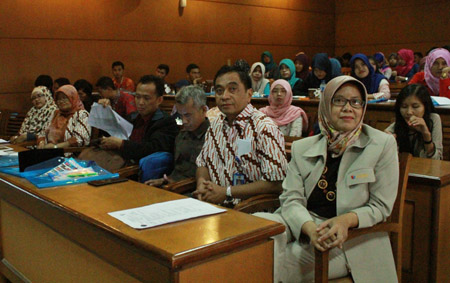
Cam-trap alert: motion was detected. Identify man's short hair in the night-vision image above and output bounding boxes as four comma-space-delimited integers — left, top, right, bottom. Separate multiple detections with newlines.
112, 61, 124, 69
175, 85, 207, 109
74, 79, 93, 96
96, 76, 116, 90
138, 75, 165, 97
213, 65, 252, 91
157, 64, 170, 75
34, 74, 53, 90
54, 77, 70, 87
186, 63, 199, 73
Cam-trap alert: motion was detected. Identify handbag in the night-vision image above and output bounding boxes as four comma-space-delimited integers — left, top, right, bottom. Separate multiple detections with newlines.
78, 147, 126, 172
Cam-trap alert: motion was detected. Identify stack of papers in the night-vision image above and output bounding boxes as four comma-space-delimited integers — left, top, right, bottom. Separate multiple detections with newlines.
431, 96, 450, 106
109, 198, 226, 229
88, 103, 133, 140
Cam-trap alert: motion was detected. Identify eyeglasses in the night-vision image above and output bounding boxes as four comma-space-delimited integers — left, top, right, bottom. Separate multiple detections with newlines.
331, 97, 365, 109
31, 93, 45, 101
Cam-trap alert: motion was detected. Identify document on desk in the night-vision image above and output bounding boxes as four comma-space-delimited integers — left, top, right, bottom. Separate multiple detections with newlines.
88, 103, 133, 140
108, 198, 227, 229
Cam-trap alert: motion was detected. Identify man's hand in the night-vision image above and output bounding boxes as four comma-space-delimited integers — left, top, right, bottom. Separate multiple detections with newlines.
100, 137, 123, 150
97, 98, 111, 108
145, 178, 165, 187
193, 178, 208, 201
201, 181, 227, 204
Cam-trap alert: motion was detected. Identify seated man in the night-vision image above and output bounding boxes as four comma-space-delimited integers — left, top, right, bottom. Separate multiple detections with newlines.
194, 65, 288, 206
175, 63, 206, 92
155, 64, 172, 94
96, 76, 137, 120
144, 85, 209, 185
112, 61, 135, 92
99, 75, 179, 162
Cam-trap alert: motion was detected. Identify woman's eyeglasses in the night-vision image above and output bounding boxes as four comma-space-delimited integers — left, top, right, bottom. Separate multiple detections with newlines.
331, 97, 365, 109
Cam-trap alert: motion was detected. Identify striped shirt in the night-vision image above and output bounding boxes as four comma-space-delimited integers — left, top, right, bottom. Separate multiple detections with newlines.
196, 104, 287, 188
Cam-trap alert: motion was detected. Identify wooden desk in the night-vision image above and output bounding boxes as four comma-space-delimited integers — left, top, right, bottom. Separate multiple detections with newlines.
0, 173, 284, 282
403, 157, 450, 282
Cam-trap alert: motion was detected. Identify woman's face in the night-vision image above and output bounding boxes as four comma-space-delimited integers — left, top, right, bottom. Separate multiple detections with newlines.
400, 95, 425, 124
389, 57, 397, 67
78, 89, 88, 101
430, 57, 448, 78
398, 55, 406, 66
263, 55, 270, 64
330, 83, 364, 132
31, 92, 46, 109
354, 59, 370, 79
295, 60, 304, 73
280, 64, 291, 79
252, 66, 263, 82
271, 85, 287, 106
314, 68, 326, 80
56, 92, 72, 112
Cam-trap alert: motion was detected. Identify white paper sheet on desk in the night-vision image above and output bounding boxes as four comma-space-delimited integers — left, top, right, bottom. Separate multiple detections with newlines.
431, 96, 450, 106
0, 148, 17, 156
88, 103, 133, 139
0, 139, 8, 143
108, 198, 226, 229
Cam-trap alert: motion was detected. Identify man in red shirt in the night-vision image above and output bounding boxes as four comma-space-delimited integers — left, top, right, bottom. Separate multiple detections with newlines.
112, 61, 135, 93
96, 76, 137, 120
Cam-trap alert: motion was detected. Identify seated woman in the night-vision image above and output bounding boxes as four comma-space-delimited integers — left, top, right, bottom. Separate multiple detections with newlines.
300, 53, 333, 94
249, 62, 270, 96
392, 49, 419, 82
294, 52, 310, 82
261, 51, 280, 79
74, 79, 99, 112
279, 59, 303, 96
385, 84, 442, 160
374, 52, 392, 80
330, 58, 343, 78
409, 48, 450, 98
10, 86, 57, 144
256, 75, 399, 282
37, 85, 91, 149
259, 79, 307, 137
350, 53, 391, 100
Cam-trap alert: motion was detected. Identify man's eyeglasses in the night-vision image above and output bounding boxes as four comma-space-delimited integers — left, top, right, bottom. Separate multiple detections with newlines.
331, 97, 365, 109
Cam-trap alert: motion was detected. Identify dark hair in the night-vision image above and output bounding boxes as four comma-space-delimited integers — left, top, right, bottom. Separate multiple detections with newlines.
414, 52, 423, 58
213, 65, 252, 90
394, 84, 436, 154
74, 79, 93, 96
96, 76, 116, 90
334, 56, 344, 66
442, 45, 450, 52
342, 52, 352, 60
186, 63, 199, 73
54, 77, 70, 87
34, 75, 53, 90
157, 64, 170, 75
112, 61, 124, 69
137, 75, 165, 97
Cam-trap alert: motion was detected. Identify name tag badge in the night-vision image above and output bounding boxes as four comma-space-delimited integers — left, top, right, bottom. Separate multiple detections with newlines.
237, 138, 251, 157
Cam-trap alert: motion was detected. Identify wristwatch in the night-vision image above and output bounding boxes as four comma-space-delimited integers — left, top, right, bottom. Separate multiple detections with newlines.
226, 186, 232, 198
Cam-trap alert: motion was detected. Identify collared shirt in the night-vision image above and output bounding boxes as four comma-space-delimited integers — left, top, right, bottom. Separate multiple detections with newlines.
112, 90, 137, 119
196, 104, 287, 188
113, 76, 135, 92
129, 113, 153, 142
170, 119, 210, 181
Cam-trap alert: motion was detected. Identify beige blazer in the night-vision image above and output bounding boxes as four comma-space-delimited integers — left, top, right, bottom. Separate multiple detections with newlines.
277, 124, 399, 282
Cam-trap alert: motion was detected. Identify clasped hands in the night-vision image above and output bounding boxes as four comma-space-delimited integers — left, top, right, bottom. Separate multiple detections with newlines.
193, 179, 227, 204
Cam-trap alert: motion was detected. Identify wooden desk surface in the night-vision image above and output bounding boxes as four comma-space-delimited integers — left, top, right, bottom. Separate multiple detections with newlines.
0, 172, 284, 270
409, 157, 450, 186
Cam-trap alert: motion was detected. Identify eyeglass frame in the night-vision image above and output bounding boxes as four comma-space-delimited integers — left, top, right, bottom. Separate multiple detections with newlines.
331, 97, 365, 109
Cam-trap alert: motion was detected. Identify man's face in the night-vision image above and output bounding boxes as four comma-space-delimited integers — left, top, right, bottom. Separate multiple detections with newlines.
135, 82, 162, 117
176, 99, 206, 132
188, 68, 201, 82
98, 87, 115, 99
215, 72, 252, 122
112, 66, 124, 80
156, 68, 167, 79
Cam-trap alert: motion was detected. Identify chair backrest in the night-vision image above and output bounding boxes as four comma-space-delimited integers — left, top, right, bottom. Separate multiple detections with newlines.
233, 194, 280, 214
1, 110, 27, 138
441, 120, 450, 161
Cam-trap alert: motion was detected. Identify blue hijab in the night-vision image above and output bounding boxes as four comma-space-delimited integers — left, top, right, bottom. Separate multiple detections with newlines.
330, 58, 342, 78
350, 53, 385, 94
279, 59, 300, 88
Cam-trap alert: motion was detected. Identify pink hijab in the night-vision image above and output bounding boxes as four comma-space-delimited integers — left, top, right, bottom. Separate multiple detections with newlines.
425, 48, 450, 96
396, 49, 415, 76
259, 79, 308, 131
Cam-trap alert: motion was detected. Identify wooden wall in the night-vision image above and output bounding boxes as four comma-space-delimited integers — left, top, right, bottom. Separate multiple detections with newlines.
0, 0, 335, 112
335, 0, 450, 57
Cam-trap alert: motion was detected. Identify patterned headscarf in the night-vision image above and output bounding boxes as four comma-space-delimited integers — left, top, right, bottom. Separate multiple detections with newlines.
19, 86, 57, 136
424, 48, 450, 96
259, 79, 308, 130
47, 85, 85, 144
318, 76, 368, 157
396, 49, 415, 77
